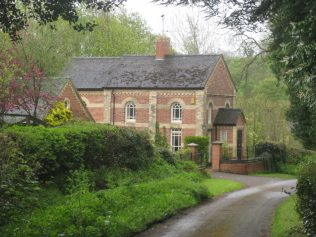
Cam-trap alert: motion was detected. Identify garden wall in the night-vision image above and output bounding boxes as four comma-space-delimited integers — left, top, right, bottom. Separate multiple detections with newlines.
212, 142, 265, 174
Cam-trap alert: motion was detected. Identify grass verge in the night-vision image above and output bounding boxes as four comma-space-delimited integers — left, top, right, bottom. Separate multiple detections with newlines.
201, 178, 244, 197
272, 195, 306, 237
251, 173, 297, 179
1, 159, 244, 237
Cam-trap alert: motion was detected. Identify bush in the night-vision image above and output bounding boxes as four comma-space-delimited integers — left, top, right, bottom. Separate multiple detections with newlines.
184, 136, 209, 164
286, 148, 316, 164
255, 141, 286, 163
157, 147, 176, 165
3, 175, 209, 237
296, 160, 316, 236
44, 101, 73, 126
4, 123, 154, 181
0, 134, 40, 226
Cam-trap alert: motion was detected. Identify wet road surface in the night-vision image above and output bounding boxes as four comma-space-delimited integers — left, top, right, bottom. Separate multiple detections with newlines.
135, 172, 297, 237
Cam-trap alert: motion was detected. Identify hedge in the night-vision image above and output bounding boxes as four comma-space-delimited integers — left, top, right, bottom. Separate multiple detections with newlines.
0, 134, 40, 226
297, 160, 316, 236
4, 123, 154, 180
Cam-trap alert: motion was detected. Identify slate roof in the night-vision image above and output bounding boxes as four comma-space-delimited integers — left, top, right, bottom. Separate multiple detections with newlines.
63, 55, 221, 90
213, 108, 246, 126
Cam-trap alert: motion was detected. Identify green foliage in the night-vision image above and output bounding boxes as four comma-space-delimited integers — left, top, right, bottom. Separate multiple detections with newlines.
0, 0, 125, 40
157, 147, 176, 165
44, 101, 73, 126
297, 160, 316, 236
255, 141, 287, 172
2, 160, 209, 237
272, 195, 305, 237
0, 134, 40, 226
4, 123, 154, 181
184, 136, 209, 164
255, 141, 286, 163
227, 57, 301, 153
1, 11, 156, 77
154, 122, 168, 148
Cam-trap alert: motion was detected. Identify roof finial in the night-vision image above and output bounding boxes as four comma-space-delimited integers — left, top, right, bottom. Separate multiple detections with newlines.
161, 14, 165, 35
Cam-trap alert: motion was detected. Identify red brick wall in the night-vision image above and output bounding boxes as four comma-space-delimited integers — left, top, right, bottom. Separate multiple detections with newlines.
220, 161, 265, 175
113, 91, 150, 124
79, 91, 104, 122
213, 126, 233, 143
60, 83, 93, 121
89, 108, 104, 122
206, 58, 235, 96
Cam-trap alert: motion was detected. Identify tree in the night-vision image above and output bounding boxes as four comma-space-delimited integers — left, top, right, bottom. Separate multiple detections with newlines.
0, 0, 125, 41
1, 10, 156, 76
12, 64, 56, 118
0, 49, 22, 116
169, 8, 218, 54
0, 48, 55, 119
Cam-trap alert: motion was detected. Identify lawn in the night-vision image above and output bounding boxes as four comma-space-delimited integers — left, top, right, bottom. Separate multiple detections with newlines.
251, 173, 297, 179
272, 195, 305, 237
201, 178, 244, 197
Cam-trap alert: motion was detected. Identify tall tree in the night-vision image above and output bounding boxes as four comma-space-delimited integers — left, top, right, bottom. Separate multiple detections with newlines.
0, 0, 125, 41
169, 8, 218, 54
1, 11, 156, 76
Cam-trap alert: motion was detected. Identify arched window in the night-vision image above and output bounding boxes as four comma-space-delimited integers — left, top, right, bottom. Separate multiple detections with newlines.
64, 98, 70, 109
171, 103, 182, 122
208, 102, 213, 124
125, 101, 136, 121
225, 101, 230, 108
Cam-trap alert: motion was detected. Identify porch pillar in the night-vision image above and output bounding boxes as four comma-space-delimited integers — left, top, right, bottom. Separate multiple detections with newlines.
212, 141, 223, 171
187, 143, 198, 162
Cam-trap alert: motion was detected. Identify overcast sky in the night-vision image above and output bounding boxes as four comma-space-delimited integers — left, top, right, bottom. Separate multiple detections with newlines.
123, 0, 243, 55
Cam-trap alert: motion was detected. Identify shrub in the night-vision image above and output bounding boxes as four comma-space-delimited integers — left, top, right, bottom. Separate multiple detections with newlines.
184, 136, 209, 164
296, 160, 316, 236
0, 133, 40, 226
44, 101, 73, 126
4, 123, 154, 181
255, 141, 286, 163
4, 175, 209, 237
157, 147, 176, 165
286, 148, 316, 164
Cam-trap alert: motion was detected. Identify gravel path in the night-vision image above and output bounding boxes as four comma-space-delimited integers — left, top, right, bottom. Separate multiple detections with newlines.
135, 172, 297, 237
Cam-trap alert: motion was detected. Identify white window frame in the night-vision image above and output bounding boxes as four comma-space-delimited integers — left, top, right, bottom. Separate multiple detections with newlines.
171, 103, 182, 122
171, 128, 182, 152
220, 130, 228, 142
225, 100, 230, 108
125, 101, 136, 122
64, 98, 70, 109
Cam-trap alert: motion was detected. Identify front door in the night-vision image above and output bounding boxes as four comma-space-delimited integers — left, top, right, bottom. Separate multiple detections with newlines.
237, 130, 243, 160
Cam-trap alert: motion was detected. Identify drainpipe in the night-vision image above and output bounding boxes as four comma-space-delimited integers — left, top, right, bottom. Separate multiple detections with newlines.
111, 89, 115, 125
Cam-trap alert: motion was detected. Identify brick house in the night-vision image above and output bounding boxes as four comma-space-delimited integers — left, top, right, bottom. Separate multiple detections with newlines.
64, 38, 246, 159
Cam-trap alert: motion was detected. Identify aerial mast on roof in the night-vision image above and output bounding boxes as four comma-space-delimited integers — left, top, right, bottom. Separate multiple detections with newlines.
161, 14, 165, 35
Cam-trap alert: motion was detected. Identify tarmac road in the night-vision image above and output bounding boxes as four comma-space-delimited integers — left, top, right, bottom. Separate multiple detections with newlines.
135, 172, 297, 237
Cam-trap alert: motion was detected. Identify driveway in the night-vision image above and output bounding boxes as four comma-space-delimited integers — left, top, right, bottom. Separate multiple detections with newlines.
135, 172, 297, 237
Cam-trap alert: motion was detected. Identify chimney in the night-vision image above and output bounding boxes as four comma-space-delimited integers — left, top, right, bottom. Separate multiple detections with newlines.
156, 37, 170, 60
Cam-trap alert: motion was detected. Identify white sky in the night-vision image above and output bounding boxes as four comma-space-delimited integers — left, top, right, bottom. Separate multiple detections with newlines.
123, 0, 243, 55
